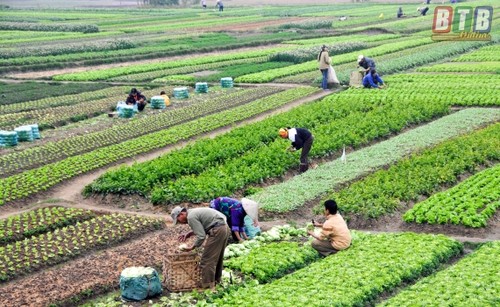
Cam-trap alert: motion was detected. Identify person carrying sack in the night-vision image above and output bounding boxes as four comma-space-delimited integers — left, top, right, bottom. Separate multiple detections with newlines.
317, 45, 331, 90
171, 207, 230, 290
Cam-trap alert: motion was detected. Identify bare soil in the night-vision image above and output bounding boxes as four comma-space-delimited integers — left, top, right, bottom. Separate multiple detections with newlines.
0, 226, 196, 307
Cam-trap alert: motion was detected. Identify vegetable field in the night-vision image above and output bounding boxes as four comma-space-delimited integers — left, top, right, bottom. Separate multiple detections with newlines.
0, 0, 498, 306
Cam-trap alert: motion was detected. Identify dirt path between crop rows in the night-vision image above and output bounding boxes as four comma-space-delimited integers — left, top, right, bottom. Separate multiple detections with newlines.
0, 87, 334, 220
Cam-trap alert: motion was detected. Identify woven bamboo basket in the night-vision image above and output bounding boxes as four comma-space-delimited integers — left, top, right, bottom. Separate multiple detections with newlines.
163, 252, 201, 292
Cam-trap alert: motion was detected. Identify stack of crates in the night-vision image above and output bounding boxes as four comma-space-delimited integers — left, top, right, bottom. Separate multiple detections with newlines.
14, 126, 34, 142
0, 130, 18, 147
195, 82, 209, 93
150, 96, 166, 109
173, 87, 189, 99
220, 77, 233, 88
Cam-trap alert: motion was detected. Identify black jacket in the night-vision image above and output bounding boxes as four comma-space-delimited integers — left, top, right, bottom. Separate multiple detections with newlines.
291, 128, 312, 150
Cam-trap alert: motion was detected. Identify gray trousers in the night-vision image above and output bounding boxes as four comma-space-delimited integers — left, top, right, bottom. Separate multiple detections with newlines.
199, 225, 229, 288
311, 239, 339, 257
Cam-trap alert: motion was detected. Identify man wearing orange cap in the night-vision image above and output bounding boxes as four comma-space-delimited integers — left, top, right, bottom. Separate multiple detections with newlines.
279, 127, 314, 173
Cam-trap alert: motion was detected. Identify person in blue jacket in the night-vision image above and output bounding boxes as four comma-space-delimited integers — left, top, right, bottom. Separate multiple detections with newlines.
279, 127, 314, 173
362, 70, 385, 89
357, 55, 376, 75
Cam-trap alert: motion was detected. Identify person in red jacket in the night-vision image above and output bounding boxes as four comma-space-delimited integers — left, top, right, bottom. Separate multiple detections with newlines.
279, 127, 314, 173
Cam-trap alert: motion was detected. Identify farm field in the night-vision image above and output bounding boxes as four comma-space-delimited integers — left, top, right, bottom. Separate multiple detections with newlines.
0, 0, 499, 306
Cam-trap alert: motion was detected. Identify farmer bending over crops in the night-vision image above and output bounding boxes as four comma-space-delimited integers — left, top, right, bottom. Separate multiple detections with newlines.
171, 206, 230, 289
357, 55, 376, 75
126, 88, 147, 112
308, 199, 351, 257
417, 6, 429, 16
279, 127, 314, 173
209, 197, 260, 243
362, 69, 385, 89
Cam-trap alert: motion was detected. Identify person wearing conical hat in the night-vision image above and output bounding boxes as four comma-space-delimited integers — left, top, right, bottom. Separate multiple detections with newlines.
279, 127, 314, 173
209, 197, 260, 243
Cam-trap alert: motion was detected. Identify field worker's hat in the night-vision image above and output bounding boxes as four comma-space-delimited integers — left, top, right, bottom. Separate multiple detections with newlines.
417, 7, 421, 11
279, 128, 288, 138
241, 198, 259, 222
171, 206, 184, 225
357, 55, 364, 63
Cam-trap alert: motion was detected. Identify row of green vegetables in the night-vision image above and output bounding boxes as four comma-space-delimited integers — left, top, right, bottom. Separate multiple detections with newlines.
0, 22, 99, 33
211, 232, 463, 306
0, 87, 282, 177
109, 56, 269, 82
0, 86, 126, 114
416, 61, 500, 73
235, 37, 435, 83
52, 47, 289, 81
379, 241, 499, 306
0, 88, 158, 130
0, 213, 163, 282
383, 74, 500, 106
1, 32, 300, 70
404, 164, 500, 227
323, 123, 499, 225
453, 45, 500, 62
276, 40, 489, 85
0, 87, 317, 206
0, 207, 96, 245
253, 108, 500, 214
0, 38, 133, 59
154, 61, 295, 84
225, 241, 319, 283
92, 83, 453, 204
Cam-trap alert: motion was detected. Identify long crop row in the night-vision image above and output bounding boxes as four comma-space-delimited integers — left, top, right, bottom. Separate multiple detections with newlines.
276, 40, 488, 85
252, 108, 500, 213
0, 213, 163, 282
212, 232, 462, 306
379, 241, 500, 306
416, 62, 500, 73
52, 47, 289, 81
0, 38, 134, 59
0, 89, 158, 130
0, 87, 317, 206
453, 44, 500, 62
147, 87, 455, 205
404, 164, 500, 227
0, 87, 282, 177
235, 37, 435, 83
0, 22, 99, 33
0, 207, 96, 245
225, 242, 319, 283
109, 56, 269, 82
323, 123, 499, 221
0, 86, 125, 114
383, 74, 500, 106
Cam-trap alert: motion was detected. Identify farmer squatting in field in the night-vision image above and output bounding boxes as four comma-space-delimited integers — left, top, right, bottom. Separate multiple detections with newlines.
125, 88, 147, 112
362, 69, 385, 89
308, 199, 352, 257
